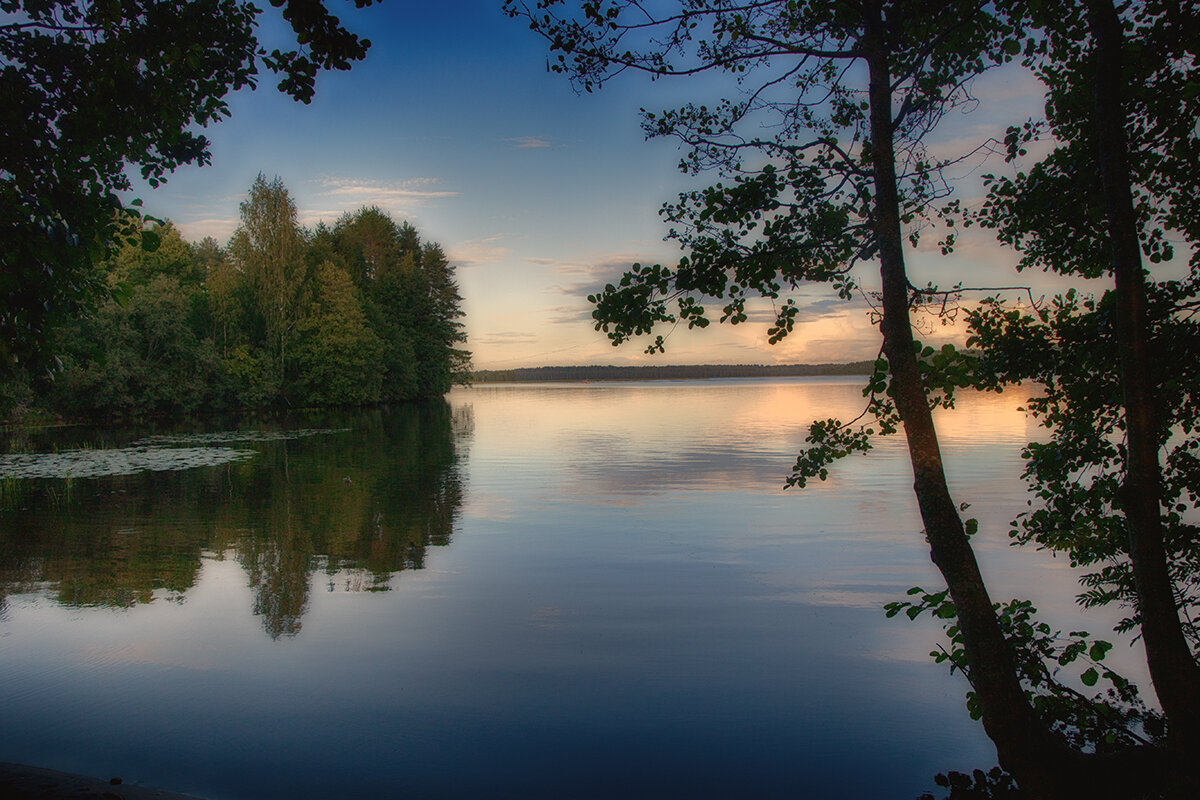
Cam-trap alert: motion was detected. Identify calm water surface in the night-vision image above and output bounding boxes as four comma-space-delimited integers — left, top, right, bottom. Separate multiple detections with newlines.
0, 379, 1122, 798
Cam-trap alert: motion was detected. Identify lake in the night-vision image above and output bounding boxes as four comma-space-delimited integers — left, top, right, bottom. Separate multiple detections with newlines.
0, 378, 1131, 798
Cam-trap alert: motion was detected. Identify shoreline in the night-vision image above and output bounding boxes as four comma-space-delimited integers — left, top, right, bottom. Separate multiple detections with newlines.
0, 762, 204, 800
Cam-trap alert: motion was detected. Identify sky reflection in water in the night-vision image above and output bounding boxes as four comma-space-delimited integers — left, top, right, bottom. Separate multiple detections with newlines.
0, 379, 1138, 799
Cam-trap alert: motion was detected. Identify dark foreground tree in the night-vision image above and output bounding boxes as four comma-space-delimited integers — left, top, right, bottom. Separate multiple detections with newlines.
1076, 8, 1200, 781
505, 0, 1190, 796
0, 0, 379, 375
955, 1, 1200, 794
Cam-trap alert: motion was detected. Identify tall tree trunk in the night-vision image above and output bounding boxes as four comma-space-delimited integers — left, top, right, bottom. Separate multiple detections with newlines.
1084, 0, 1200, 792
861, 4, 1151, 796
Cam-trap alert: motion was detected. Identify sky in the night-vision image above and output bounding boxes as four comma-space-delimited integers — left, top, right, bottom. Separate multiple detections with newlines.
133, 0, 1081, 370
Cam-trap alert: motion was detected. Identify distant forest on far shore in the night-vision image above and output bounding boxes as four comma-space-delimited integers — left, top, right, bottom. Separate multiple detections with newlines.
472, 362, 874, 383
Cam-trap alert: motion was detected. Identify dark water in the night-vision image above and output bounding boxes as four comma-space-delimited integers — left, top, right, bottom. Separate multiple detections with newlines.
0, 379, 1134, 798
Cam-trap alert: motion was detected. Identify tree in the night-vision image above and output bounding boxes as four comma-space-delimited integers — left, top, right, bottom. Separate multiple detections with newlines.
334, 207, 472, 399
505, 1, 1178, 795
229, 173, 310, 399
295, 260, 384, 406
190, 235, 228, 284
50, 269, 217, 417
421, 243, 473, 388
956, 1, 1200, 793
0, 0, 379, 375
333, 205, 404, 286
110, 220, 202, 288
1069, 9, 1200, 780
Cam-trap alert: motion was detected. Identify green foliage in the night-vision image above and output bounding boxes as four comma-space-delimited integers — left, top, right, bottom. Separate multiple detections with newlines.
229, 173, 310, 398
964, 284, 1200, 646
296, 261, 384, 406
887, 589, 1161, 752
0, 0, 379, 376
1, 178, 471, 420
977, 1, 1198, 280
955, 3, 1200, 652
342, 211, 472, 399
50, 273, 219, 417
110, 221, 202, 287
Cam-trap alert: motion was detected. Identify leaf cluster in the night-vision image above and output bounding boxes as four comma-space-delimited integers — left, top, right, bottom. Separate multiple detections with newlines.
978, 1, 1200, 279
965, 283, 1200, 645
887, 587, 1162, 752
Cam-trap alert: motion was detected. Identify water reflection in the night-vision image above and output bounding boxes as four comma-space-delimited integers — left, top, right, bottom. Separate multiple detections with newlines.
0, 403, 469, 638
0, 381, 1097, 799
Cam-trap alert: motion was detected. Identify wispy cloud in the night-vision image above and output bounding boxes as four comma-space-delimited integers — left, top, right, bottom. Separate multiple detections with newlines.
541, 303, 596, 326
475, 331, 541, 345
448, 234, 515, 266
505, 135, 555, 149
311, 176, 460, 209
536, 252, 671, 296
173, 216, 240, 242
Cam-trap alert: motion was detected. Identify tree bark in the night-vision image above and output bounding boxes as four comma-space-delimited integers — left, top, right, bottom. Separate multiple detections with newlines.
861, 3, 1156, 796
1084, 0, 1200, 792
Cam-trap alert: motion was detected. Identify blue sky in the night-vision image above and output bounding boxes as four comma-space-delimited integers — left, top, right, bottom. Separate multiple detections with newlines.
136, 1, 1074, 370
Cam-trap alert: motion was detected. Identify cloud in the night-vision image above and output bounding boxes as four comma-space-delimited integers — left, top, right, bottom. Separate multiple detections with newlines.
474, 331, 541, 345
173, 217, 240, 242
541, 303, 596, 326
535, 252, 673, 296
448, 234, 516, 266
505, 135, 554, 149
920, 128, 1009, 170
170, 176, 461, 241
310, 176, 459, 211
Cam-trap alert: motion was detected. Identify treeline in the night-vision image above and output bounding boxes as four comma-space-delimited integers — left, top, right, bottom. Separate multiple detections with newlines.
1, 175, 470, 419
473, 362, 873, 383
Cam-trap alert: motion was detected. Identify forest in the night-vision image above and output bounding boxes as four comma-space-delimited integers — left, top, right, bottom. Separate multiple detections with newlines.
0, 175, 471, 420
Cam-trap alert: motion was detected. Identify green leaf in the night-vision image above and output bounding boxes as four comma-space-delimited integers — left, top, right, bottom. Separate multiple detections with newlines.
140, 229, 162, 253
1080, 667, 1098, 687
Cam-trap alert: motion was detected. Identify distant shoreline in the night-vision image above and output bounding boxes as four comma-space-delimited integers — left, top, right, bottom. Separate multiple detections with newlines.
471, 362, 874, 383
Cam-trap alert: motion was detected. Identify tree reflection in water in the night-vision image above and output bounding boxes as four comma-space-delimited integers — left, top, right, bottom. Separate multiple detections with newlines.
0, 402, 469, 638
916, 767, 1021, 800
